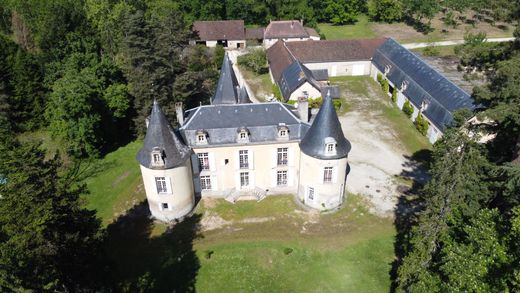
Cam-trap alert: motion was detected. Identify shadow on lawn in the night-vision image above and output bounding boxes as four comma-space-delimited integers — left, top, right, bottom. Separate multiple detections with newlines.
390, 148, 431, 292
106, 201, 202, 292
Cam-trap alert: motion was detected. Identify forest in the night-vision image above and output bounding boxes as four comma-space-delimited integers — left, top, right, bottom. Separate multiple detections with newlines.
0, 0, 519, 292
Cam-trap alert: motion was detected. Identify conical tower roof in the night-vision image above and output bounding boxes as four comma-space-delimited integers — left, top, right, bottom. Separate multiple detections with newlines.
212, 53, 240, 105
137, 100, 192, 169
299, 92, 351, 159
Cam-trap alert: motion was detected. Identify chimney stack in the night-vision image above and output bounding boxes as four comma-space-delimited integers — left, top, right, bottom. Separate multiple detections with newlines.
175, 102, 184, 126
298, 95, 309, 122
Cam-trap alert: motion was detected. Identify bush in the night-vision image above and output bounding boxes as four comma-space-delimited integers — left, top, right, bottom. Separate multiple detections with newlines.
286, 99, 297, 105
414, 113, 429, 135
237, 48, 268, 74
402, 100, 414, 118
391, 87, 397, 103
283, 247, 293, 255
382, 79, 389, 94
213, 45, 225, 69
423, 45, 440, 56
308, 97, 323, 108
333, 99, 342, 111
272, 84, 283, 101
377, 73, 383, 83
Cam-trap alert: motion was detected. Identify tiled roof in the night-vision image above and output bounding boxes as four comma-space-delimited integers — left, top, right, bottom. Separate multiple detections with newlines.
264, 20, 309, 39
245, 27, 265, 39
267, 40, 295, 82
304, 27, 320, 38
285, 38, 387, 63
192, 20, 245, 41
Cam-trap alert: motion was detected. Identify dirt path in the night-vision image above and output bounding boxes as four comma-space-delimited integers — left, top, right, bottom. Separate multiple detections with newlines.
339, 79, 427, 217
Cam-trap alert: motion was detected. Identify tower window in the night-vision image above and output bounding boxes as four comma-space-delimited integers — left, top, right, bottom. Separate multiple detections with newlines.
198, 152, 210, 171
277, 170, 287, 186
323, 167, 333, 183
277, 147, 288, 166
161, 203, 169, 210
239, 150, 249, 169
151, 147, 164, 166
324, 137, 337, 156
240, 132, 247, 139
155, 177, 169, 194
200, 175, 212, 190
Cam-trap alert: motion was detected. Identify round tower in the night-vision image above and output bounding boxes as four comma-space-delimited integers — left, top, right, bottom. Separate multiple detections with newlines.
298, 92, 351, 210
136, 100, 195, 222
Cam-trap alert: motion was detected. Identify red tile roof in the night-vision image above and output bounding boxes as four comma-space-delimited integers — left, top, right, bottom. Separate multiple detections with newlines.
266, 41, 295, 82
245, 27, 265, 40
264, 20, 308, 39
192, 20, 245, 41
285, 38, 387, 63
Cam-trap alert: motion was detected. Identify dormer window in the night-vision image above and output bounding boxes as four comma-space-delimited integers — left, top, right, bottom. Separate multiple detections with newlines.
421, 100, 430, 111
384, 65, 392, 75
237, 127, 249, 142
277, 124, 289, 140
196, 129, 208, 145
324, 137, 337, 156
151, 147, 164, 167
401, 80, 409, 91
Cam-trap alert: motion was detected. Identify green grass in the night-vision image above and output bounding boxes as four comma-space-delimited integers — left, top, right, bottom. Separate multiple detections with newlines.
82, 141, 145, 225
239, 66, 274, 101
318, 15, 376, 40
412, 45, 458, 57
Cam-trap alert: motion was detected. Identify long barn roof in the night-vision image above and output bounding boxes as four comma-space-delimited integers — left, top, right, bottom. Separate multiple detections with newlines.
372, 38, 475, 130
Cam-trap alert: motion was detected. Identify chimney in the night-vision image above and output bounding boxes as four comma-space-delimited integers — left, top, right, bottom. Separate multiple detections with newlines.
175, 102, 184, 126
298, 95, 309, 122
300, 19, 303, 25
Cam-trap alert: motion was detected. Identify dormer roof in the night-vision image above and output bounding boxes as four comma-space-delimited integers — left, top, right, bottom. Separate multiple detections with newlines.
212, 53, 244, 105
136, 100, 191, 169
299, 93, 351, 159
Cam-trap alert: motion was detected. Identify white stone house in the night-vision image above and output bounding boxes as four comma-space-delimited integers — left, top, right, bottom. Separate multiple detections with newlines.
263, 20, 320, 49
136, 56, 351, 222
190, 20, 246, 49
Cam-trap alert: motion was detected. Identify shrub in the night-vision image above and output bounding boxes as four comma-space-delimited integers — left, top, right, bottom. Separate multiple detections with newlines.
204, 250, 214, 259
414, 113, 429, 136
377, 73, 383, 83
333, 99, 342, 111
237, 48, 268, 74
286, 100, 297, 105
402, 100, 414, 118
381, 78, 389, 94
423, 45, 440, 56
213, 45, 225, 69
391, 87, 397, 103
308, 97, 323, 109
272, 83, 283, 101
283, 247, 293, 255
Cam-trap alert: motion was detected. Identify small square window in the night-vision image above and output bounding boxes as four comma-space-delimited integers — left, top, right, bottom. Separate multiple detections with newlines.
161, 203, 169, 210
240, 132, 247, 139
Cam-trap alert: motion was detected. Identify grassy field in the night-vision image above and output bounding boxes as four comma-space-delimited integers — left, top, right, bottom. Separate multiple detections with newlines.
411, 45, 458, 57
239, 66, 274, 101
330, 76, 431, 154
82, 141, 145, 225
318, 15, 377, 40
318, 13, 513, 43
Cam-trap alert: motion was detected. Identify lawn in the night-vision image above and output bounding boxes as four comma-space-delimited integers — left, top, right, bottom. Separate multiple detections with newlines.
411, 44, 458, 57
318, 15, 376, 40
239, 65, 274, 101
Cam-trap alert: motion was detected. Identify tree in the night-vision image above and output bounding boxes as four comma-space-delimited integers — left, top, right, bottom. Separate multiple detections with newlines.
324, 0, 364, 25
0, 136, 107, 291
368, 0, 403, 23
237, 48, 268, 74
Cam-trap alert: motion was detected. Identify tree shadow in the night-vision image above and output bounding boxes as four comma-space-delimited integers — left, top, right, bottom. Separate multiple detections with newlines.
389, 148, 431, 292
105, 201, 202, 292
403, 16, 434, 34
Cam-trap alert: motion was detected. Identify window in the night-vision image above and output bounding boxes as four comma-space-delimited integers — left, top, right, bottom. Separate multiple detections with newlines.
198, 152, 210, 171
279, 130, 287, 137
161, 203, 169, 210
308, 187, 314, 200
239, 150, 249, 169
151, 148, 163, 166
200, 175, 211, 190
323, 167, 333, 183
277, 170, 287, 186
327, 144, 334, 152
196, 130, 208, 145
277, 148, 288, 166
237, 128, 249, 142
197, 134, 206, 143
240, 172, 249, 187
277, 125, 289, 139
240, 132, 247, 139
155, 177, 168, 193
324, 137, 337, 156
153, 153, 161, 163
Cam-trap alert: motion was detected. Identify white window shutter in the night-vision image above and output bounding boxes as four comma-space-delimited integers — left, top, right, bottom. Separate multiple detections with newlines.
234, 151, 239, 170
332, 167, 338, 183
287, 169, 294, 187
249, 150, 254, 169
209, 152, 216, 171
288, 147, 294, 167
211, 175, 218, 190
250, 171, 255, 187
165, 177, 173, 194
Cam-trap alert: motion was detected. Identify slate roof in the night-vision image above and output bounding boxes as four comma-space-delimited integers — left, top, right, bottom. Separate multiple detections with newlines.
180, 102, 310, 147
372, 38, 475, 130
311, 69, 329, 81
245, 27, 265, 40
264, 20, 309, 39
137, 101, 192, 169
321, 86, 340, 99
279, 61, 321, 101
238, 86, 252, 104
285, 39, 386, 63
267, 40, 295, 82
300, 93, 351, 159
192, 20, 245, 41
212, 53, 241, 105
